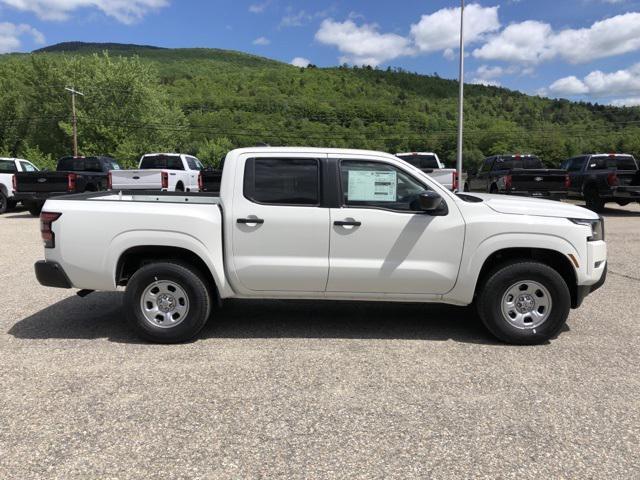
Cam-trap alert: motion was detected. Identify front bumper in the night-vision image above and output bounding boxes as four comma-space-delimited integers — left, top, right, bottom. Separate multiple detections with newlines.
575, 263, 607, 308
35, 261, 73, 289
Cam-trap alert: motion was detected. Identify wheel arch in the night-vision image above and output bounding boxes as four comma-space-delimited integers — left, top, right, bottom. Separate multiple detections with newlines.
474, 247, 579, 308
116, 245, 220, 300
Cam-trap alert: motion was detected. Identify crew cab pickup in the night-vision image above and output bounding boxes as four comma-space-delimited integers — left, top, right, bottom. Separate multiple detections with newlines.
0, 157, 39, 214
14, 156, 120, 216
396, 152, 459, 191
34, 147, 607, 346
109, 153, 204, 192
467, 155, 569, 198
560, 154, 640, 212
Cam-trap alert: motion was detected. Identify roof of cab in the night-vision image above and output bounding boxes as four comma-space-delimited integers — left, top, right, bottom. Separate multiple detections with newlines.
227, 146, 399, 159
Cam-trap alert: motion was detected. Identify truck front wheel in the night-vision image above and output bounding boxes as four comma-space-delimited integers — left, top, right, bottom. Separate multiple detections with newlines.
584, 187, 605, 212
124, 262, 212, 343
0, 191, 7, 214
477, 261, 571, 345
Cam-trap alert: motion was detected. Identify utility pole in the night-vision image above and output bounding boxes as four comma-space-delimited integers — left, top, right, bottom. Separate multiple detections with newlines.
456, 0, 465, 191
65, 87, 84, 157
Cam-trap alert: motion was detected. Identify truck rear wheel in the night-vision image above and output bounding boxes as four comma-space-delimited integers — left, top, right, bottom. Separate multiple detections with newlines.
0, 191, 7, 214
25, 201, 43, 217
124, 262, 212, 343
477, 261, 571, 345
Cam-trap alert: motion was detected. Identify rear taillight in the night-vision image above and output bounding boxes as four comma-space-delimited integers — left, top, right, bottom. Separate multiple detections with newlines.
564, 174, 571, 189
607, 171, 619, 187
198, 172, 204, 191
107, 171, 112, 190
40, 212, 61, 249
161, 171, 169, 190
452, 171, 459, 191
504, 175, 513, 190
67, 173, 77, 192
11, 174, 16, 192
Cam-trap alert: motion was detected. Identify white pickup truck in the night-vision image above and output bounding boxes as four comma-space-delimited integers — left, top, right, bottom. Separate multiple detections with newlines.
396, 152, 460, 191
0, 157, 39, 214
35, 147, 607, 345
109, 153, 204, 192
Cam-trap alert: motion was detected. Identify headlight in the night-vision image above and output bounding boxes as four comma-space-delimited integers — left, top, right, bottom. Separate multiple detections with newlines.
570, 218, 605, 242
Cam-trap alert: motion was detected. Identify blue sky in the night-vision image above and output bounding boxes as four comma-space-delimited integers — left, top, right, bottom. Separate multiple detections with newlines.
1, 0, 640, 106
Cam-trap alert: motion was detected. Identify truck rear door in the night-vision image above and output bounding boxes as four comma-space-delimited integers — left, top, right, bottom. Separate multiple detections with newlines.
230, 154, 330, 292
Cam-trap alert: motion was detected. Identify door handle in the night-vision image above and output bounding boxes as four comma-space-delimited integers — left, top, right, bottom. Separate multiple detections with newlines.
334, 220, 362, 227
237, 218, 264, 225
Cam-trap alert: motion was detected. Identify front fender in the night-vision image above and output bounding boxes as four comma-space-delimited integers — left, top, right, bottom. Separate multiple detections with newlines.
444, 232, 581, 306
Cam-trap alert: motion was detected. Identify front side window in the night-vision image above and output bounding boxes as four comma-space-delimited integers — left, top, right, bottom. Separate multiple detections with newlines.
244, 158, 320, 206
340, 161, 428, 212
19, 161, 38, 172
186, 157, 203, 171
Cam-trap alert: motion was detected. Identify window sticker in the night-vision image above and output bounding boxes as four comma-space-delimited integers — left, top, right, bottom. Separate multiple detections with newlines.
348, 170, 397, 202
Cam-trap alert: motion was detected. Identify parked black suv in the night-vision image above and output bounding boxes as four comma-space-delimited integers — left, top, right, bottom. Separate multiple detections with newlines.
561, 154, 640, 212
467, 154, 569, 198
14, 156, 121, 216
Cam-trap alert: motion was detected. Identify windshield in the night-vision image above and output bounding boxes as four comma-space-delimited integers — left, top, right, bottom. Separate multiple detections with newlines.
396, 154, 440, 169
140, 155, 184, 170
494, 157, 543, 170
0, 160, 17, 173
588, 155, 638, 171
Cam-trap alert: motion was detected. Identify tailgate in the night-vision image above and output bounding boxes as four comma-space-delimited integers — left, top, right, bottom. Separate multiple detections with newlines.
15, 172, 69, 193
617, 170, 640, 187
423, 169, 455, 189
510, 169, 567, 192
110, 170, 162, 190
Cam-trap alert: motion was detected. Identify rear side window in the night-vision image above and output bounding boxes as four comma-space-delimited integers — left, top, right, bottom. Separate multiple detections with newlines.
0, 160, 17, 173
140, 155, 185, 170
244, 158, 320, 206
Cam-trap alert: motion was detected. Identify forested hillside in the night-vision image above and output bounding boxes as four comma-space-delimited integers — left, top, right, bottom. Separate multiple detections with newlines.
1, 42, 639, 169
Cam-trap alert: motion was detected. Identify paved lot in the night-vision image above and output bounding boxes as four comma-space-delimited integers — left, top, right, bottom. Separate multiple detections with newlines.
1, 204, 639, 479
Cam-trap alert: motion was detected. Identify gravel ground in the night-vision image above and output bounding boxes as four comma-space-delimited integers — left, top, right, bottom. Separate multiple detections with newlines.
1, 203, 639, 479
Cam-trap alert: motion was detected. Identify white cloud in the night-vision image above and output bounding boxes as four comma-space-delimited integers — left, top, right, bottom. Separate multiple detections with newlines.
280, 8, 332, 28
474, 12, 640, 64
290, 57, 310, 68
248, 1, 269, 14
252, 36, 270, 46
549, 64, 640, 98
0, 0, 168, 24
315, 18, 414, 67
410, 3, 500, 53
0, 22, 45, 53
610, 97, 640, 107
548, 76, 590, 95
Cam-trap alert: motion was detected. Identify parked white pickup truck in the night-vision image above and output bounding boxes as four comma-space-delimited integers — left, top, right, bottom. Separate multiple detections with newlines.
109, 153, 204, 192
35, 147, 607, 345
396, 152, 460, 191
0, 157, 38, 214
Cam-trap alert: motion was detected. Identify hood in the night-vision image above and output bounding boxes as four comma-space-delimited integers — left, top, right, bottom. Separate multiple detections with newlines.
466, 194, 599, 219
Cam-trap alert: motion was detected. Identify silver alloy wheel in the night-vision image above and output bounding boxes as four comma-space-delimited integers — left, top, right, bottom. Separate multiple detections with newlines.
140, 280, 190, 329
500, 280, 552, 330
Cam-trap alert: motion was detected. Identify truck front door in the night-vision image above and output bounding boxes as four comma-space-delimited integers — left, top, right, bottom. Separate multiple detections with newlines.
326, 155, 465, 295
231, 154, 330, 292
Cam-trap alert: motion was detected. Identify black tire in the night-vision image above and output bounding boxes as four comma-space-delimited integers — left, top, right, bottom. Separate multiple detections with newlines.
463, 183, 470, 192
0, 191, 7, 214
124, 261, 212, 343
616, 201, 630, 207
489, 184, 498, 194
584, 186, 605, 213
7, 199, 17, 210
175, 182, 185, 192
477, 261, 571, 345
26, 202, 43, 217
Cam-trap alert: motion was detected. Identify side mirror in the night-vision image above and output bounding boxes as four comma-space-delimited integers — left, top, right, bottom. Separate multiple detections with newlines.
418, 191, 442, 212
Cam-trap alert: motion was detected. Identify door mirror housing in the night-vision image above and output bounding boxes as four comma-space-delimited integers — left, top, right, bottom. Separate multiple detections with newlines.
418, 191, 443, 212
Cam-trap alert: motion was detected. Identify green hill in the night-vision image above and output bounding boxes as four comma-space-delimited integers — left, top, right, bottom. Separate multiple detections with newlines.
1, 42, 638, 168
